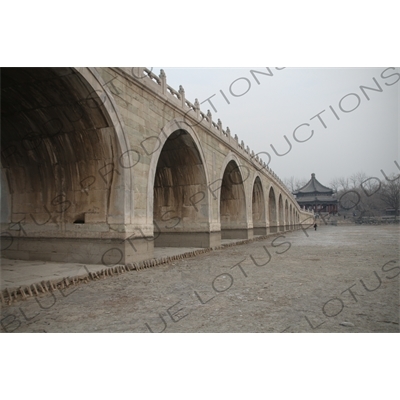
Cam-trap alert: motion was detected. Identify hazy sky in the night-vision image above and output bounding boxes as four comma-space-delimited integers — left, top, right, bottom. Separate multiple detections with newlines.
156, 67, 399, 187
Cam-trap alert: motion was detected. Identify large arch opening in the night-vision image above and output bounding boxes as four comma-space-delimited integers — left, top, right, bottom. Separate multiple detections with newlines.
268, 187, 277, 233
278, 194, 284, 232
289, 205, 293, 230
252, 177, 266, 235
220, 160, 247, 239
153, 130, 210, 247
285, 200, 289, 231
1, 67, 130, 264
292, 208, 296, 229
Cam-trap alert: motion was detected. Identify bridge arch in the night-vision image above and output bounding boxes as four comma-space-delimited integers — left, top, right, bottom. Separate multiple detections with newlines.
219, 154, 248, 239
289, 204, 293, 230
1, 67, 133, 263
278, 194, 284, 232
148, 119, 213, 248
285, 199, 289, 231
268, 186, 278, 233
252, 175, 267, 235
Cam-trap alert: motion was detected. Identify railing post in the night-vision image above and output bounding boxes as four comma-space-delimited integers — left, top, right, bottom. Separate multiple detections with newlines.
160, 69, 167, 95
179, 85, 185, 108
194, 99, 200, 119
207, 110, 212, 129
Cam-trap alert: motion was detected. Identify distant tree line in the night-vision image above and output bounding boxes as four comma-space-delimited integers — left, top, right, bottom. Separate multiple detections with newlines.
330, 172, 399, 220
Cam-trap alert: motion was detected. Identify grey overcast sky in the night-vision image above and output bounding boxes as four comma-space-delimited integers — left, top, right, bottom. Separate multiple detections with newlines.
156, 67, 399, 186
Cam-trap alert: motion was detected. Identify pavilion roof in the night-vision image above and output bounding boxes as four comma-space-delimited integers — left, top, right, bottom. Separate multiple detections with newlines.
293, 173, 334, 195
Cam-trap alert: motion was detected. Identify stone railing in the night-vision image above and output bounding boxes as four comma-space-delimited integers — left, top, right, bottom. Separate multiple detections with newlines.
123, 67, 303, 209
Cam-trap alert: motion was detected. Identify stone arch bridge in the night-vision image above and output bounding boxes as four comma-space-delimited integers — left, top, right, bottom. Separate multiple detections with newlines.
1, 67, 314, 265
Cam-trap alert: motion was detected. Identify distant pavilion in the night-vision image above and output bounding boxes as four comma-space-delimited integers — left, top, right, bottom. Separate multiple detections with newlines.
293, 173, 338, 214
